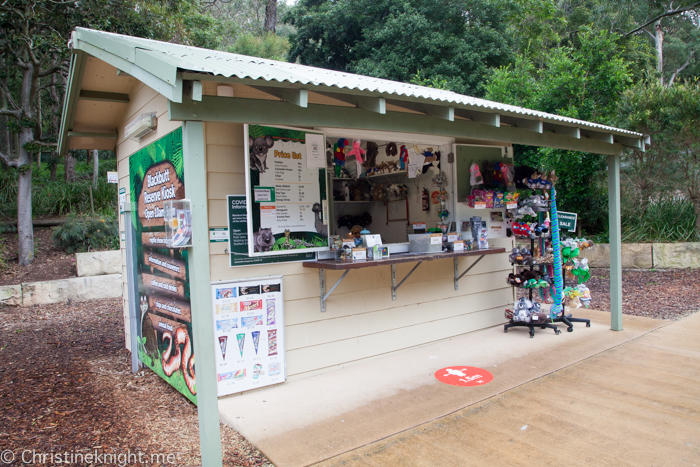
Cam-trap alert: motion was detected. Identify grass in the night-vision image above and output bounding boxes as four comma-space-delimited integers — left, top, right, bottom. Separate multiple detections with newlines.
621, 197, 698, 243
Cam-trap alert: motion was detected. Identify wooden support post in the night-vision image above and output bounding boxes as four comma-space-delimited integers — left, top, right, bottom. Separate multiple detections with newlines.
608, 155, 623, 331
182, 121, 223, 467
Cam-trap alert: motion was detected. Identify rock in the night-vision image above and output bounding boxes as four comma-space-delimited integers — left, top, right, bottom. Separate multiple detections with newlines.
0, 285, 22, 306
583, 243, 653, 269
653, 243, 700, 269
75, 250, 121, 277
21, 274, 122, 306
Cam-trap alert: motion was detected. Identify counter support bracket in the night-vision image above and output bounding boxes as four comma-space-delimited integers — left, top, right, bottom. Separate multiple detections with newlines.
454, 255, 485, 290
391, 262, 423, 301
319, 268, 350, 312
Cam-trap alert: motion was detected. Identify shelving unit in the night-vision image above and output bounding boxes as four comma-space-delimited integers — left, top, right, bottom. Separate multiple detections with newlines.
505, 233, 560, 338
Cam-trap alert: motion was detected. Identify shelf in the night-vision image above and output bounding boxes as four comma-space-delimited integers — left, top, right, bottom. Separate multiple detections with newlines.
332, 170, 408, 184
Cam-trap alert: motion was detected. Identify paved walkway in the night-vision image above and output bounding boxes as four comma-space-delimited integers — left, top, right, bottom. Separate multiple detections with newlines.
316, 312, 700, 467
218, 309, 692, 466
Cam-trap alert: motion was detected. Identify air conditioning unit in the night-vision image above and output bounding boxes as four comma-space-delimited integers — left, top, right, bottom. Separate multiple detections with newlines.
125, 112, 157, 141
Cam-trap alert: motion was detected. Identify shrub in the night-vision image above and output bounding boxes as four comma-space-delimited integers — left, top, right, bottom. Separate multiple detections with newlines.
621, 197, 698, 243
52, 215, 119, 254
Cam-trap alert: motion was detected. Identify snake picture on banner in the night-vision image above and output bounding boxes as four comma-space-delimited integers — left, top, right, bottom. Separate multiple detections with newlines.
130, 128, 197, 404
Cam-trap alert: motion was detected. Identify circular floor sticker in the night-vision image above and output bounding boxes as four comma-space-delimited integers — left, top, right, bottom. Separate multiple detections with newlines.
435, 366, 494, 387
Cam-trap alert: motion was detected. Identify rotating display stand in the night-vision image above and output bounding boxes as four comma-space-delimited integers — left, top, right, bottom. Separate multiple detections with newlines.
504, 232, 560, 337
550, 256, 591, 332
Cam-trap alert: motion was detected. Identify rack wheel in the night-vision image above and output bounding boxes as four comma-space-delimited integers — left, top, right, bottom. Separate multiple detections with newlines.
567, 326, 574, 332
555, 330, 561, 335
586, 322, 591, 327
529, 330, 535, 338
504, 325, 508, 333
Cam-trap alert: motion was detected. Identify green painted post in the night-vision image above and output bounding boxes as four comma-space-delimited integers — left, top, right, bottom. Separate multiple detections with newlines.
182, 121, 223, 466
608, 155, 623, 331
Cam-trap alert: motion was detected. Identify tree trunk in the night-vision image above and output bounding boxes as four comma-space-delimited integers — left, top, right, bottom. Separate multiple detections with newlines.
655, 21, 665, 85
65, 153, 76, 183
264, 0, 277, 33
92, 149, 99, 187
17, 127, 34, 266
49, 156, 57, 181
693, 197, 700, 238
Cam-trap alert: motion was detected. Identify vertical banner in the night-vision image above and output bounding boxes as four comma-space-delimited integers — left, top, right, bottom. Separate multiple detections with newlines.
245, 124, 329, 256
129, 128, 197, 404
212, 277, 286, 396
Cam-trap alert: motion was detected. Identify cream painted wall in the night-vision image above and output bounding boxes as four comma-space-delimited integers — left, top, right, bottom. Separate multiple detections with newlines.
204, 122, 515, 387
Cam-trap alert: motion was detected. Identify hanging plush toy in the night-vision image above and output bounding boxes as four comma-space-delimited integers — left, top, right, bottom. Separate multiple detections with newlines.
334, 138, 349, 177
470, 162, 483, 185
399, 145, 409, 170
493, 162, 505, 187
386, 142, 398, 157
365, 141, 379, 169
345, 139, 366, 179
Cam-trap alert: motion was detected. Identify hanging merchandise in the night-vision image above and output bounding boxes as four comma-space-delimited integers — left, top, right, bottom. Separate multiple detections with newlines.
345, 139, 366, 179
333, 138, 349, 177
365, 141, 379, 169
399, 145, 409, 170
470, 162, 484, 185
422, 188, 430, 211
385, 142, 398, 157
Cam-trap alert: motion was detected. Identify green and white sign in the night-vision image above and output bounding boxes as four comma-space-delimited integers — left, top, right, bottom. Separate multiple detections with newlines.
209, 228, 229, 242
558, 211, 578, 231
228, 195, 314, 267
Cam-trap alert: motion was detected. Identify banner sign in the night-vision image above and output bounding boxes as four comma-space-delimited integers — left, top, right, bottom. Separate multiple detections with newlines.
244, 124, 329, 257
212, 276, 286, 396
129, 127, 196, 404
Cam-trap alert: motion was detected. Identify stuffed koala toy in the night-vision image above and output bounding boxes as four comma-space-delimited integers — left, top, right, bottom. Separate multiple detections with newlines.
249, 135, 274, 173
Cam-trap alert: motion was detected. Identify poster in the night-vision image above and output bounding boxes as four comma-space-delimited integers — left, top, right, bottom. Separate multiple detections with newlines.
129, 127, 197, 404
212, 276, 286, 396
245, 124, 329, 256
228, 195, 314, 267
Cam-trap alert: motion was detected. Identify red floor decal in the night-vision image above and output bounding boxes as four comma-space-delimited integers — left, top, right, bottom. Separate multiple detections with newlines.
435, 366, 494, 387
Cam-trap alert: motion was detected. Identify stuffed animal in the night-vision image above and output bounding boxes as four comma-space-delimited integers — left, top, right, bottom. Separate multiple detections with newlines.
365, 141, 379, 169
386, 142, 398, 157
399, 145, 409, 170
334, 138, 349, 177
345, 139, 366, 179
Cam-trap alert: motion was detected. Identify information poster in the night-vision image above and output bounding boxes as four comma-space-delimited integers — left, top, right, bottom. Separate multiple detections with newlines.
245, 124, 329, 256
228, 195, 314, 267
211, 276, 286, 396
129, 128, 197, 404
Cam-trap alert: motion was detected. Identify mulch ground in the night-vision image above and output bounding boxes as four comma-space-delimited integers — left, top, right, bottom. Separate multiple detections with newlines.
0, 227, 76, 286
1, 269, 698, 466
0, 298, 273, 467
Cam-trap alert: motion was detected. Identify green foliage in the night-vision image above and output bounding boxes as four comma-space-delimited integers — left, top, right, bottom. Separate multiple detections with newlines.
285, 0, 513, 96
229, 33, 290, 61
52, 214, 119, 254
0, 237, 8, 269
620, 197, 698, 243
485, 30, 636, 233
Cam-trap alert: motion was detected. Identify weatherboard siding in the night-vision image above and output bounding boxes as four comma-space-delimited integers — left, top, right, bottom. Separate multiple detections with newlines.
204, 121, 513, 382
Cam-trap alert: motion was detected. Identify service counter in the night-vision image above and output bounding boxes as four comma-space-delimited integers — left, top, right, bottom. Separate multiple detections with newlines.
303, 247, 506, 311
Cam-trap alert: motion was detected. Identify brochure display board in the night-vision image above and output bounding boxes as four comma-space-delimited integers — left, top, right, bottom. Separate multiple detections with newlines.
228, 195, 315, 267
129, 128, 197, 404
212, 276, 286, 396
245, 124, 329, 256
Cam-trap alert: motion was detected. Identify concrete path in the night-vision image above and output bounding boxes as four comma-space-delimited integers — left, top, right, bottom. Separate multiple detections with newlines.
317, 312, 700, 467
218, 309, 676, 466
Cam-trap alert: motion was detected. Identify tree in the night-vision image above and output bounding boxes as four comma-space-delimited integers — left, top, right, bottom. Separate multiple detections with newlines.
485, 30, 635, 232
264, 0, 277, 33
616, 1, 700, 86
0, 0, 228, 265
618, 80, 700, 231
285, 0, 513, 96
